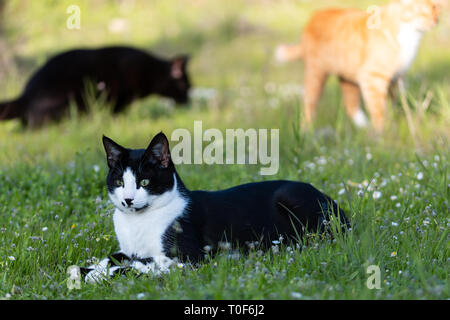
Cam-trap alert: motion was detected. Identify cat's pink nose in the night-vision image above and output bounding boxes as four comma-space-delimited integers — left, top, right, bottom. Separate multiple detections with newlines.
124, 198, 133, 206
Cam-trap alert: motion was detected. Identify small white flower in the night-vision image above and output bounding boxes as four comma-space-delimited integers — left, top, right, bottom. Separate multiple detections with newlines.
42, 227, 48, 232
372, 191, 382, 200
317, 157, 327, 165
390, 195, 398, 201
291, 292, 303, 299
136, 293, 145, 299
271, 245, 279, 254
93, 165, 100, 173
338, 188, 345, 195
8, 256, 15, 261
391, 222, 399, 227
366, 153, 372, 160
416, 172, 424, 180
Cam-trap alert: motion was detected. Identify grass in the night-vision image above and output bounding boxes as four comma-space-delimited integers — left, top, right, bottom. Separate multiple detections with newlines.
0, 0, 449, 300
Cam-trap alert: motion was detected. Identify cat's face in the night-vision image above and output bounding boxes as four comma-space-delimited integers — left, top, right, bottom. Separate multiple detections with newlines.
161, 56, 191, 104
397, 0, 443, 31
102, 133, 175, 214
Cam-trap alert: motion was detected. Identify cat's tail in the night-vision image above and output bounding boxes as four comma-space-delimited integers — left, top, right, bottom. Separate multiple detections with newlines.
275, 43, 304, 63
0, 97, 24, 120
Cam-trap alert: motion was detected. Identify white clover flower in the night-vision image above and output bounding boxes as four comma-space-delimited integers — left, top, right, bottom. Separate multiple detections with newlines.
271, 245, 280, 254
136, 293, 145, 299
373, 191, 382, 200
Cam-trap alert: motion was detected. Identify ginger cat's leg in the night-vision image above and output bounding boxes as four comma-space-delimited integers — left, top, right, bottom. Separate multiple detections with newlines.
388, 78, 400, 104
303, 64, 327, 126
359, 73, 390, 133
339, 78, 368, 128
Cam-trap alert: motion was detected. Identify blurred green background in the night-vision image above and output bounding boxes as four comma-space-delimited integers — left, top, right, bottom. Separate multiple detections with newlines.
0, 1, 448, 167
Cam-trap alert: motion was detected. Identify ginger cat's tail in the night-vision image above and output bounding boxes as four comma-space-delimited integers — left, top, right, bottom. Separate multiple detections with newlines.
275, 43, 304, 62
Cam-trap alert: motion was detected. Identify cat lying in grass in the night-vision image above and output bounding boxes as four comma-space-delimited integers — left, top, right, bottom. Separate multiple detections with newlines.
82, 132, 350, 282
0, 46, 190, 127
276, 0, 444, 132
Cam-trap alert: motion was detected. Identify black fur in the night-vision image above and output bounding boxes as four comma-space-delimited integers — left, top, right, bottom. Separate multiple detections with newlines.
0, 46, 190, 127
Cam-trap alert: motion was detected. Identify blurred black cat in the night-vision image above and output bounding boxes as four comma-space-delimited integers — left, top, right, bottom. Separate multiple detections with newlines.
0, 46, 190, 127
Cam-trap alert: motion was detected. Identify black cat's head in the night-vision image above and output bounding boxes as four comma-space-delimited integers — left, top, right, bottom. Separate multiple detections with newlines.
161, 55, 191, 104
102, 132, 177, 214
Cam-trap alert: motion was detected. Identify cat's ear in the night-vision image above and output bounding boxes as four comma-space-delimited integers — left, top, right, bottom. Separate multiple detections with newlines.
102, 135, 126, 169
171, 55, 189, 79
144, 132, 171, 168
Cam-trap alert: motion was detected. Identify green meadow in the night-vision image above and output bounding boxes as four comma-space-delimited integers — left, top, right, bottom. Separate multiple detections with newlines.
0, 0, 448, 299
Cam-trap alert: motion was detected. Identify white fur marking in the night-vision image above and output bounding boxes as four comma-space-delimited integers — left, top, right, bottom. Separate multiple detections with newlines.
109, 167, 152, 213
397, 23, 423, 74
353, 109, 369, 127
85, 258, 121, 283
113, 174, 187, 260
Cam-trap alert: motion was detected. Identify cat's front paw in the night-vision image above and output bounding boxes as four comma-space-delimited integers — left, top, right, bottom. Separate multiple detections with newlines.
83, 258, 122, 283
154, 256, 174, 274
130, 256, 174, 276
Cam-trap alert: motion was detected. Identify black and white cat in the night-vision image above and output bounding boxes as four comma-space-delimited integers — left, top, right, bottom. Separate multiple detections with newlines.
82, 132, 350, 282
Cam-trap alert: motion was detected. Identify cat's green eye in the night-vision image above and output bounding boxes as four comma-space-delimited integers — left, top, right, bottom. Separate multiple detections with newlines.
115, 179, 123, 186
140, 179, 150, 187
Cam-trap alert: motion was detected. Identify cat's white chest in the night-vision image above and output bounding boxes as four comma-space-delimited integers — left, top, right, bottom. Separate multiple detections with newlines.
112, 183, 188, 258
397, 24, 423, 74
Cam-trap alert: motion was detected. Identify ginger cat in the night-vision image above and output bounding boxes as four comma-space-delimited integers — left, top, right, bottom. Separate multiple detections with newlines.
276, 0, 444, 132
